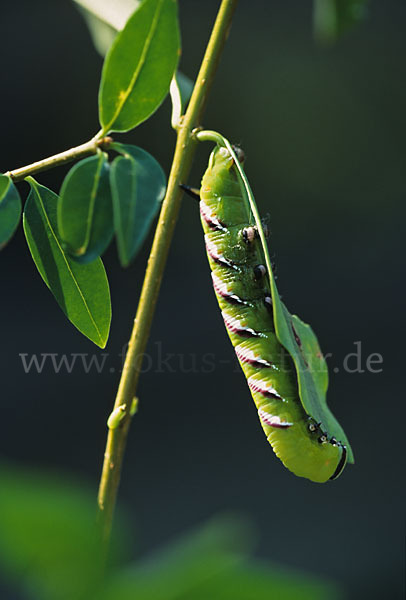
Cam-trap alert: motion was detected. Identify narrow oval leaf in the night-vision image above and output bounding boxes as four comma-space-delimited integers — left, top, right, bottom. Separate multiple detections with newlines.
99, 517, 339, 600
23, 179, 111, 348
269, 281, 354, 463
110, 143, 166, 266
0, 175, 22, 249
99, 517, 251, 600
98, 0, 180, 133
0, 462, 129, 600
58, 153, 113, 263
0, 463, 102, 600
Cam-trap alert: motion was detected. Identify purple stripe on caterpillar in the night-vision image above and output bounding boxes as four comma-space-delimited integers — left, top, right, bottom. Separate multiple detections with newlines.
235, 345, 273, 368
248, 375, 283, 399
212, 273, 249, 306
200, 201, 227, 232
258, 408, 292, 428
222, 311, 261, 337
205, 235, 237, 270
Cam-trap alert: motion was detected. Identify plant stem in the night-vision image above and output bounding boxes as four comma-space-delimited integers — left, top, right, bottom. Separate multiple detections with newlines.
97, 0, 239, 549
5, 136, 113, 182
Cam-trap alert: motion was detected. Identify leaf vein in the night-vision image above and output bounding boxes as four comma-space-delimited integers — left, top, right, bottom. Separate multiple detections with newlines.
103, 0, 165, 132
32, 182, 103, 345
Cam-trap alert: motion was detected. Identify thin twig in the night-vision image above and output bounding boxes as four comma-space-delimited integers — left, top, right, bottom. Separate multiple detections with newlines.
5, 137, 113, 182
97, 0, 239, 551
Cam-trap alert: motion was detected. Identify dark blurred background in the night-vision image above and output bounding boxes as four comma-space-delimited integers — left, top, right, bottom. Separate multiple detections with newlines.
0, 1, 404, 598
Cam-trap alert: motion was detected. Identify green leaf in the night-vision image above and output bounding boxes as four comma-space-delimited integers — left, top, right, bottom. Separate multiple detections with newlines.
269, 277, 354, 463
0, 463, 127, 600
23, 179, 111, 347
0, 463, 99, 600
170, 71, 194, 128
99, 517, 340, 600
58, 153, 113, 263
100, 516, 252, 600
98, 0, 180, 133
110, 143, 166, 267
188, 561, 342, 600
0, 175, 21, 249
313, 0, 369, 43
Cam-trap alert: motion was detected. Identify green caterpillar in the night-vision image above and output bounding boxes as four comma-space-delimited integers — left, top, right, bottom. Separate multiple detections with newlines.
199, 142, 353, 483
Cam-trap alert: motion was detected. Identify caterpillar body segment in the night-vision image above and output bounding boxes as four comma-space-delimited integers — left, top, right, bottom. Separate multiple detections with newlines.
199, 145, 347, 483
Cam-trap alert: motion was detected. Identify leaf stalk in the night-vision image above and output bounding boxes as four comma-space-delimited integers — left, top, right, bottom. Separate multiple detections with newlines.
5, 137, 113, 182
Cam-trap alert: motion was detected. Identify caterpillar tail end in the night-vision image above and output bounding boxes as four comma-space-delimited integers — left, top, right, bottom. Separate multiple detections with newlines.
264, 421, 347, 483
